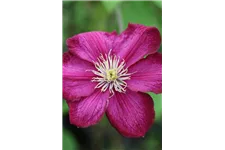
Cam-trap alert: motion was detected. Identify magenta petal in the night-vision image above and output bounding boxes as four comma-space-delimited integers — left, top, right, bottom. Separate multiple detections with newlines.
63, 52, 97, 101
112, 23, 161, 67
63, 80, 96, 102
68, 90, 109, 127
127, 52, 162, 94
106, 89, 155, 137
67, 31, 117, 63
63, 52, 95, 79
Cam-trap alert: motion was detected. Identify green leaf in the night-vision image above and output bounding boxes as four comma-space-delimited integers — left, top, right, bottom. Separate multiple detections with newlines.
73, 1, 89, 31
62, 0, 75, 4
63, 100, 68, 114
86, 2, 108, 31
148, 92, 162, 122
153, 1, 162, 9
120, 1, 162, 33
147, 138, 160, 150
62, 2, 70, 52
63, 128, 78, 150
101, 1, 120, 13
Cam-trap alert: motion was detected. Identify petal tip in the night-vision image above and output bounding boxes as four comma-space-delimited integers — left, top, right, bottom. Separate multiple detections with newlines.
69, 115, 91, 128
145, 27, 162, 52
153, 89, 162, 94
63, 91, 80, 102
69, 112, 104, 128
127, 22, 135, 27
121, 131, 149, 138
68, 90, 109, 128
106, 90, 155, 138
127, 23, 142, 30
66, 36, 79, 49
110, 30, 118, 35
63, 51, 74, 64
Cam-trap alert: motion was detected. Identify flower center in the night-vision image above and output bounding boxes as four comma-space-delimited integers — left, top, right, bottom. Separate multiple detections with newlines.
106, 69, 117, 81
89, 50, 132, 97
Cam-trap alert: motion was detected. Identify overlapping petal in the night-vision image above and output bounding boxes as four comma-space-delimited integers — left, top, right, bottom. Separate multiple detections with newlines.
68, 90, 110, 127
67, 31, 117, 63
112, 23, 161, 67
106, 89, 155, 137
63, 52, 96, 101
127, 52, 162, 94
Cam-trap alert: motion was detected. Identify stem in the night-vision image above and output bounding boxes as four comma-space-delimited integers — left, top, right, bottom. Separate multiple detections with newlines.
115, 4, 123, 33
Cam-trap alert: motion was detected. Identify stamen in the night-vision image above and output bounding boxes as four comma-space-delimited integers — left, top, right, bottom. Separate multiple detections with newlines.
90, 50, 131, 97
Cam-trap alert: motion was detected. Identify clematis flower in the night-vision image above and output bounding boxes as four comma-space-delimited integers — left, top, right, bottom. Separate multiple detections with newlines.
63, 23, 162, 138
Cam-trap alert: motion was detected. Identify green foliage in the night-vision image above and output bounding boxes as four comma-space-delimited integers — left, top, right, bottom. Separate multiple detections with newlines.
87, 2, 108, 31
120, 1, 162, 32
148, 92, 162, 122
146, 138, 161, 150
153, 1, 162, 9
101, 1, 120, 13
63, 100, 68, 114
63, 129, 78, 150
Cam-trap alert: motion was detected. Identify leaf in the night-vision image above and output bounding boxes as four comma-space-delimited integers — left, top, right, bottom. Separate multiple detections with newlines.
62, 2, 70, 52
148, 92, 162, 122
86, 2, 108, 31
120, 1, 162, 33
62, 0, 74, 4
153, 1, 162, 9
63, 128, 78, 150
147, 138, 160, 150
101, 1, 120, 14
63, 100, 69, 114
73, 1, 89, 31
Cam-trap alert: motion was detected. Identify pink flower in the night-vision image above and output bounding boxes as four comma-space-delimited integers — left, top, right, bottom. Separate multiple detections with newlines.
63, 23, 162, 138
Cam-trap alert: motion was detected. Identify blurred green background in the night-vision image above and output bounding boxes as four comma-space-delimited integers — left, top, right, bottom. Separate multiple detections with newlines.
63, 1, 162, 150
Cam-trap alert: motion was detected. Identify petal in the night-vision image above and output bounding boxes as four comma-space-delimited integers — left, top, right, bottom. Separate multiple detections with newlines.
112, 23, 161, 67
106, 89, 155, 137
63, 79, 96, 102
68, 90, 109, 127
63, 52, 97, 101
127, 52, 162, 94
63, 52, 95, 79
67, 31, 117, 63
